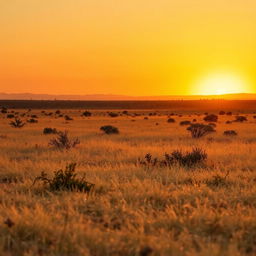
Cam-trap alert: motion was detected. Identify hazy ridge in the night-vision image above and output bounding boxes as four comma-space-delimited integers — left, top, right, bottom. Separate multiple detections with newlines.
0, 93, 256, 100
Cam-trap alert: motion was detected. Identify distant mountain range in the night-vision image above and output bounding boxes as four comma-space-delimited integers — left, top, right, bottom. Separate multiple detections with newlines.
0, 93, 256, 100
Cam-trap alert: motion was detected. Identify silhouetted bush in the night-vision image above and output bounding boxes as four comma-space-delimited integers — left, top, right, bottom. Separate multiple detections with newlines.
219, 111, 225, 115
204, 114, 218, 122
108, 112, 119, 117
43, 128, 58, 134
139, 148, 207, 168
226, 112, 232, 115
49, 131, 80, 150
33, 163, 94, 193
27, 118, 38, 123
82, 111, 92, 117
1, 107, 7, 114
187, 123, 215, 138
167, 118, 175, 123
65, 115, 73, 121
234, 116, 247, 122
9, 118, 25, 128
180, 121, 191, 126
6, 114, 15, 119
100, 125, 119, 134
224, 130, 237, 136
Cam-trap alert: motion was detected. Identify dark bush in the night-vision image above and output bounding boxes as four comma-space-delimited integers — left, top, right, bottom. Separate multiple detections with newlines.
108, 112, 119, 118
180, 120, 191, 126
204, 114, 218, 122
139, 148, 207, 168
1, 107, 7, 114
223, 130, 237, 136
43, 128, 58, 134
6, 114, 15, 119
49, 131, 80, 150
27, 118, 38, 123
219, 111, 225, 115
82, 111, 92, 117
226, 112, 232, 115
100, 125, 119, 134
33, 163, 94, 193
65, 115, 73, 121
167, 118, 175, 123
187, 123, 215, 138
166, 147, 207, 167
9, 118, 25, 128
234, 116, 247, 122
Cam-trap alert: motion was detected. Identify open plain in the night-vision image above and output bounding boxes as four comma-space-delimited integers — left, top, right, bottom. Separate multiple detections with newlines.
0, 106, 256, 256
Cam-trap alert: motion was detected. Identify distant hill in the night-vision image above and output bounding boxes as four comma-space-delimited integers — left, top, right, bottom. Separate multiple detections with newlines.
0, 93, 256, 100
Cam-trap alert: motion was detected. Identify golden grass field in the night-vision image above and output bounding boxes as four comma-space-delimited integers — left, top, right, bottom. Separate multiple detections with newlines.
1, 109, 256, 256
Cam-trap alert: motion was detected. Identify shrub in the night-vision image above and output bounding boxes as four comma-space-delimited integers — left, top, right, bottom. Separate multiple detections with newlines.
100, 125, 119, 134
219, 111, 225, 115
180, 120, 191, 126
166, 147, 207, 167
224, 130, 237, 136
33, 163, 94, 193
167, 118, 175, 123
9, 118, 25, 128
1, 107, 7, 114
65, 115, 73, 121
204, 114, 218, 122
27, 118, 38, 123
6, 114, 15, 119
226, 112, 232, 115
43, 128, 58, 134
226, 121, 232, 124
108, 112, 119, 117
139, 148, 207, 168
82, 111, 92, 117
234, 116, 247, 122
187, 123, 215, 138
49, 131, 80, 150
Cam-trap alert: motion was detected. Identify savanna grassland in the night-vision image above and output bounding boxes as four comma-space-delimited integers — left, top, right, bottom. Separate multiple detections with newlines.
1, 107, 256, 256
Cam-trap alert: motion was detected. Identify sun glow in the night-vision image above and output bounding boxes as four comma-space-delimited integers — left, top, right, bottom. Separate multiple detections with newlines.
193, 72, 251, 96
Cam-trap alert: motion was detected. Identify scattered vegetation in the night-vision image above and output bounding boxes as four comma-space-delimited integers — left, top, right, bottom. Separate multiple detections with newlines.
100, 125, 119, 134
43, 127, 58, 134
234, 116, 247, 122
224, 130, 237, 136
82, 111, 92, 117
139, 148, 207, 168
49, 131, 80, 150
9, 118, 25, 128
108, 112, 119, 117
167, 118, 175, 123
187, 123, 215, 138
33, 163, 95, 193
204, 114, 218, 122
179, 120, 191, 126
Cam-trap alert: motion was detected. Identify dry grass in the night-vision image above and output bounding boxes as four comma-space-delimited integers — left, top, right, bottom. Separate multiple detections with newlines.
0, 109, 256, 256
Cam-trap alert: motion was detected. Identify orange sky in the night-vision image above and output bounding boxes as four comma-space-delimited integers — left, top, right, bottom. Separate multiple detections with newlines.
0, 0, 255, 95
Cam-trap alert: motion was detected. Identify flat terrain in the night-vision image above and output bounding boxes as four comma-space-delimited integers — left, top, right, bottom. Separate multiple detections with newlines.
1, 108, 256, 256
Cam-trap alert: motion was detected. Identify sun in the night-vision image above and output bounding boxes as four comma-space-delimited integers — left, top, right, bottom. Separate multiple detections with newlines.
192, 72, 251, 95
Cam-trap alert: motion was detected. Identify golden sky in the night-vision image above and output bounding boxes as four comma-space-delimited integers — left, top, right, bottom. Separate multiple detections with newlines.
0, 0, 255, 95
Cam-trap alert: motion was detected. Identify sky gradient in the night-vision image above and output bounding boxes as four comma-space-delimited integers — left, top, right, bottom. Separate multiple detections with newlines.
0, 0, 255, 95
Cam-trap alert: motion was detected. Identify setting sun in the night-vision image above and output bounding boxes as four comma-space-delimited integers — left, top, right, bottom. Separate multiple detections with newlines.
193, 72, 252, 96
